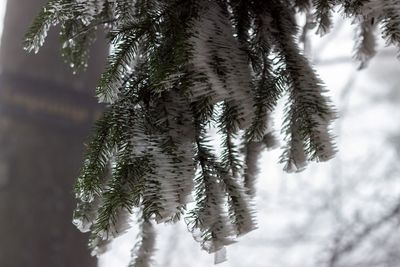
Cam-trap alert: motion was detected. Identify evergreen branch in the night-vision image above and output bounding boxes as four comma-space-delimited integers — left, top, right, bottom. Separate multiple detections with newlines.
91, 152, 147, 239
190, 140, 235, 253
88, 142, 149, 255
243, 141, 263, 196
217, 164, 257, 236
97, 29, 138, 103
189, 0, 254, 129
74, 85, 139, 204
218, 101, 242, 178
246, 54, 284, 142
192, 99, 256, 240
96, 1, 167, 103
353, 17, 377, 69
187, 98, 235, 253
66, 18, 117, 42
126, 110, 174, 222
340, 0, 368, 16
141, 137, 181, 223
245, 2, 285, 142
229, 0, 252, 43
115, 0, 136, 22
155, 92, 196, 207
74, 110, 116, 203
24, 0, 400, 265
377, 1, 400, 55
146, 2, 194, 94
24, 0, 74, 53
74, 0, 109, 26
355, 1, 400, 57
60, 20, 98, 73
313, 0, 336, 35
267, 0, 336, 172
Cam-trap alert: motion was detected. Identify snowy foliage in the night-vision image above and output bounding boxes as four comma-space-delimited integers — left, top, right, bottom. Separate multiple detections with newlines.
24, 0, 400, 266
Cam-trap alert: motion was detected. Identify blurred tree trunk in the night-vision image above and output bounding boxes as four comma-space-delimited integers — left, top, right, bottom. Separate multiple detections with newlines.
0, 0, 107, 266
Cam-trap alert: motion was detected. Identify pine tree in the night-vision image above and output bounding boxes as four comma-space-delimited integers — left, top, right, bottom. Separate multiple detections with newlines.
24, 0, 400, 266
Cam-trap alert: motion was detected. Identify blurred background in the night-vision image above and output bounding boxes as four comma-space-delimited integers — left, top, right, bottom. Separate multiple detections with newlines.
0, 0, 106, 266
1, 1, 400, 267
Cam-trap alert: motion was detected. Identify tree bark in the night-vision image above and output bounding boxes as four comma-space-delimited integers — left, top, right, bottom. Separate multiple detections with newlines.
0, 0, 107, 266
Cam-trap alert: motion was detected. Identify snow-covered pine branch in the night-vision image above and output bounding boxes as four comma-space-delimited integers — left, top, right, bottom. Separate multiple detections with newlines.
24, 0, 400, 266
